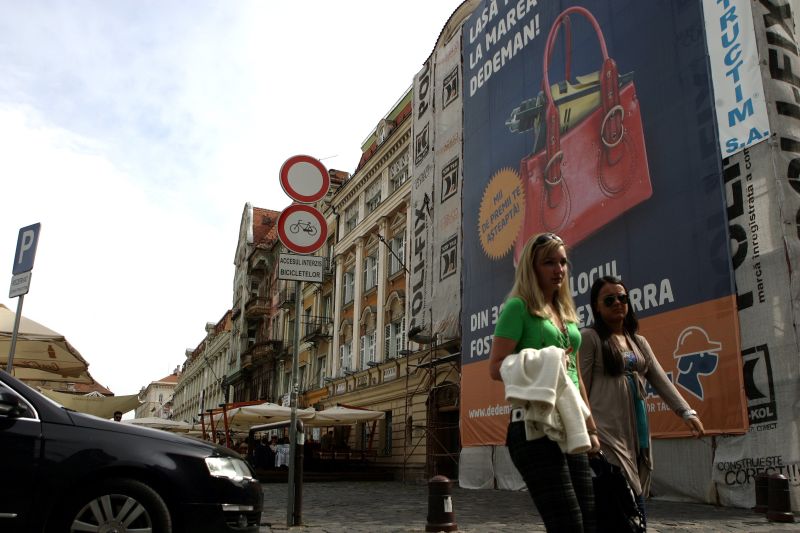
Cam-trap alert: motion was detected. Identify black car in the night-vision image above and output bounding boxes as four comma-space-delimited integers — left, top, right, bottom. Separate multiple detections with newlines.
0, 370, 263, 533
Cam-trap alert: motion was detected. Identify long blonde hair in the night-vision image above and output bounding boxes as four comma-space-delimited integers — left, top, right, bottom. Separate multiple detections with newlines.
509, 233, 579, 323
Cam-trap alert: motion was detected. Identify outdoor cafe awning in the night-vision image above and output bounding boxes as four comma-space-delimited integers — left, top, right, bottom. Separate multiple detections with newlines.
123, 417, 194, 433
213, 402, 316, 431
38, 387, 141, 419
0, 304, 93, 384
304, 406, 385, 427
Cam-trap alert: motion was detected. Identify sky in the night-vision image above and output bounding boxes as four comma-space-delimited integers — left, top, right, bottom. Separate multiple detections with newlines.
0, 0, 465, 397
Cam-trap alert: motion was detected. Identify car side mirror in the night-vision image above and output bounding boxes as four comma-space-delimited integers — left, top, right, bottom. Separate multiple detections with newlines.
0, 390, 28, 417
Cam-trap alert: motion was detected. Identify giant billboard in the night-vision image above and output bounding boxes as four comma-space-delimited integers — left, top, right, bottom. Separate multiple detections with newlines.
460, 0, 749, 448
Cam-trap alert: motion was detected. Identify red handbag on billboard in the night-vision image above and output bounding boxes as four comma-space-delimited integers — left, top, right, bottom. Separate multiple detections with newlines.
513, 6, 652, 264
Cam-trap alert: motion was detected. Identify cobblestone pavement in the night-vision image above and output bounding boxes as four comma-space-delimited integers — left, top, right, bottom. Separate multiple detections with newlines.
259, 481, 798, 532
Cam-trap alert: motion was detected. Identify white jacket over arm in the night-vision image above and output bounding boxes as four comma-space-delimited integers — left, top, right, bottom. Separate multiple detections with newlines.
500, 347, 591, 454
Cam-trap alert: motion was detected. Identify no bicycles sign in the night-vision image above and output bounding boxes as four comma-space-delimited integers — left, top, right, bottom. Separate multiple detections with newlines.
277, 155, 329, 255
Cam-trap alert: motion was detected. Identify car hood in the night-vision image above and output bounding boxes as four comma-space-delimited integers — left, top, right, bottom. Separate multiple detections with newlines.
63, 410, 241, 458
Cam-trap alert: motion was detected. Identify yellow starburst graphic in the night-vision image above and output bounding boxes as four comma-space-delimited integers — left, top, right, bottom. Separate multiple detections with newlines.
478, 168, 525, 259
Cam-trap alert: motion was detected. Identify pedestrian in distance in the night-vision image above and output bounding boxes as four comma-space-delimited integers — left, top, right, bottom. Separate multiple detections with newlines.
490, 232, 601, 532
112, 410, 122, 422
579, 275, 705, 525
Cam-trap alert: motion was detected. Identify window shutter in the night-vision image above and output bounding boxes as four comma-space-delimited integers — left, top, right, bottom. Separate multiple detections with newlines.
385, 324, 392, 358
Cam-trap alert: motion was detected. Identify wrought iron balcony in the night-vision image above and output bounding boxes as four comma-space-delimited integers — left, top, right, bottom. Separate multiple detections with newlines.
302, 316, 333, 342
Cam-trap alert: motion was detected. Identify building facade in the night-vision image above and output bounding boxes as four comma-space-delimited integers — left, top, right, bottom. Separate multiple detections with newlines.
135, 369, 179, 419
169, 2, 474, 482
228, 204, 282, 403
171, 311, 232, 424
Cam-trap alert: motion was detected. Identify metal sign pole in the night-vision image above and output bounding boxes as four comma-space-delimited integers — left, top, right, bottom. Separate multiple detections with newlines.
287, 278, 302, 526
6, 294, 24, 372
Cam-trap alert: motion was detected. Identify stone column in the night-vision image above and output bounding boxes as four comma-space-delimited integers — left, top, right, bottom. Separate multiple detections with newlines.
377, 216, 390, 363
352, 237, 364, 370
332, 254, 344, 376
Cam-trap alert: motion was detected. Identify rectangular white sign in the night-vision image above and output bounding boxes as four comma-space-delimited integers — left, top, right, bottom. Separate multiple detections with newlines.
9, 271, 31, 298
703, 0, 770, 156
278, 253, 324, 283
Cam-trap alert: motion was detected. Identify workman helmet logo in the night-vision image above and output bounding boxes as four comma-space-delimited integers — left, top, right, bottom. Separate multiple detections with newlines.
672, 326, 720, 400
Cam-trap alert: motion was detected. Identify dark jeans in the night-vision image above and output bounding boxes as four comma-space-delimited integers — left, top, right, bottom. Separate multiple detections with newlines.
506, 421, 596, 532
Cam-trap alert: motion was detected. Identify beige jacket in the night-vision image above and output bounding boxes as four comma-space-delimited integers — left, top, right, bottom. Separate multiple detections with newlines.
501, 347, 591, 454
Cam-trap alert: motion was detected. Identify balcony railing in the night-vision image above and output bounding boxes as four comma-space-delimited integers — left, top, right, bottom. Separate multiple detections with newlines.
251, 340, 282, 361
245, 296, 270, 318
302, 316, 332, 341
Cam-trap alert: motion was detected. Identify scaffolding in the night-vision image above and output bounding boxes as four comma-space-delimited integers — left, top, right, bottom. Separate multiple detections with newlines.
401, 333, 461, 482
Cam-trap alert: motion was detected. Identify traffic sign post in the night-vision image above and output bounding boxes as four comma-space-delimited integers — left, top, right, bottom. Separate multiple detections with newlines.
7, 223, 42, 373
278, 155, 331, 527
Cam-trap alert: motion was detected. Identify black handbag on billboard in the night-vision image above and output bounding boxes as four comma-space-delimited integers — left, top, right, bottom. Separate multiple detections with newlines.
590, 451, 646, 533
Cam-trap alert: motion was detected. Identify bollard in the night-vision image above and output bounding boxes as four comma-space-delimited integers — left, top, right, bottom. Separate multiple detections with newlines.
766, 473, 795, 523
426, 475, 457, 532
753, 473, 769, 514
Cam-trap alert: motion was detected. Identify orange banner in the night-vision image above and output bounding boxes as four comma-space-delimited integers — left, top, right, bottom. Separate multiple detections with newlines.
639, 295, 748, 437
460, 296, 748, 446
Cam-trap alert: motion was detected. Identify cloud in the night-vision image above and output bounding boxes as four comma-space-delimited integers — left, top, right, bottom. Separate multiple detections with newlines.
0, 0, 465, 395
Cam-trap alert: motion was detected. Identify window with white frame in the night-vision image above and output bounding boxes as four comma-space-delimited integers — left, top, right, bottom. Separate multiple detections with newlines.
363, 253, 378, 292
343, 269, 354, 305
365, 179, 382, 214
389, 232, 406, 275
344, 202, 359, 234
339, 341, 352, 374
360, 330, 376, 369
384, 317, 407, 359
389, 151, 409, 193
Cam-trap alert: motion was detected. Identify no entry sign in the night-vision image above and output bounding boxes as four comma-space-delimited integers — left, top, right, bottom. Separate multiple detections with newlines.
278, 155, 329, 254
280, 155, 330, 204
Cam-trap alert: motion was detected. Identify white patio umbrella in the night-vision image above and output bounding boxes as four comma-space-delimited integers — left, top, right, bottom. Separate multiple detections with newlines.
304, 406, 385, 426
214, 402, 316, 431
0, 304, 93, 384
123, 417, 194, 433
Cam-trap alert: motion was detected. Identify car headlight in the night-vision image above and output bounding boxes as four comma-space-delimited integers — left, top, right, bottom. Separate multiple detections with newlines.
204, 456, 254, 481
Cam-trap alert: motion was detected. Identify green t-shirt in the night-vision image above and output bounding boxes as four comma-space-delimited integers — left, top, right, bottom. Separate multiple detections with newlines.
493, 296, 581, 388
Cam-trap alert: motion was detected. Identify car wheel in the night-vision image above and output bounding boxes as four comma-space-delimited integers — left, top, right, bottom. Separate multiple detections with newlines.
61, 478, 172, 533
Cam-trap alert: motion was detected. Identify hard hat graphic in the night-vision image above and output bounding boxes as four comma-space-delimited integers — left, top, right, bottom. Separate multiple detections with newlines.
672, 326, 722, 358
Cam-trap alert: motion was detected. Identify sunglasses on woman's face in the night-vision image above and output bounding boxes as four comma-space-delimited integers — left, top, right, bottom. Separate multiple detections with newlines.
603, 294, 629, 307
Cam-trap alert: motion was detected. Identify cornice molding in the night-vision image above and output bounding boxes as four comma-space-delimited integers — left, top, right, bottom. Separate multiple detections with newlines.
334, 129, 411, 206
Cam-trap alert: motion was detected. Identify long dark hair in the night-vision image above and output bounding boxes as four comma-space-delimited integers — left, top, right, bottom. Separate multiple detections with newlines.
590, 276, 641, 376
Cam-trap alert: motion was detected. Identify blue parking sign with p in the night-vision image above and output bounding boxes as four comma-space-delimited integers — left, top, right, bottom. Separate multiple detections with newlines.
13, 223, 41, 275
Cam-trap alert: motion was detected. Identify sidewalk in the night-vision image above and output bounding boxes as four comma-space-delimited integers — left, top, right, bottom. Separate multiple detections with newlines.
258, 480, 797, 532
